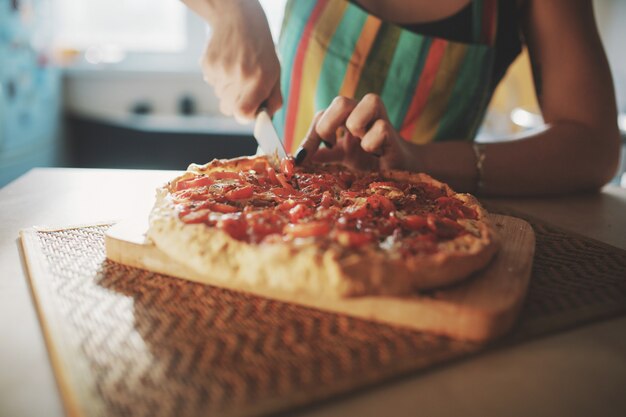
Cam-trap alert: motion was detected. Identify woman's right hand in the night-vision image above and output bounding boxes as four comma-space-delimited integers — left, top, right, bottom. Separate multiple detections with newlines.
190, 0, 282, 121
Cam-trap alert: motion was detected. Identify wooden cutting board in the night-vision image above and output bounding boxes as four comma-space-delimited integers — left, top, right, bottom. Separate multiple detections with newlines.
105, 214, 534, 342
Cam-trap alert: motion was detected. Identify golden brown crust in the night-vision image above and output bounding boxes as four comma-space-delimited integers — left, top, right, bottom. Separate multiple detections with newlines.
148, 156, 500, 298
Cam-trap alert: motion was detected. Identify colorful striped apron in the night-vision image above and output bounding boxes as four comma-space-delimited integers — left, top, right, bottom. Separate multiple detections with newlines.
273, 0, 498, 153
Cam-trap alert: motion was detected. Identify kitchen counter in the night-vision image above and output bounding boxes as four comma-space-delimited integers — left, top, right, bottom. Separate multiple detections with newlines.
1, 168, 625, 417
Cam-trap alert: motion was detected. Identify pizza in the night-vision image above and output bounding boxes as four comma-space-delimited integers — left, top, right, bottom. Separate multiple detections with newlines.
148, 156, 499, 298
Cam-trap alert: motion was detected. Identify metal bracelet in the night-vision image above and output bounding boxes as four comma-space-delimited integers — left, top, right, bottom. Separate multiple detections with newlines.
472, 143, 487, 194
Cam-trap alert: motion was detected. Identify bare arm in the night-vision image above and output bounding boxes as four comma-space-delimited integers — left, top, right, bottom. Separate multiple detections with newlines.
298, 0, 621, 196
182, 0, 282, 120
409, 0, 620, 195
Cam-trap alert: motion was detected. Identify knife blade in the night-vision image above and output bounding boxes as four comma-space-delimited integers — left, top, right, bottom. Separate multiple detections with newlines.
254, 108, 288, 170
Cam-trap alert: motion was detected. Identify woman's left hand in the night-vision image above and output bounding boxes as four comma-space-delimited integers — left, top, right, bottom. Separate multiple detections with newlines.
295, 94, 421, 171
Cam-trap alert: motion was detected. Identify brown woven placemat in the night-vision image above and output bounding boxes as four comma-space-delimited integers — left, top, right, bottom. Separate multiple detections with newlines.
20, 217, 626, 417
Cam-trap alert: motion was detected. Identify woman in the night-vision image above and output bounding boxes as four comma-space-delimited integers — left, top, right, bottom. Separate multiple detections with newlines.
183, 0, 620, 195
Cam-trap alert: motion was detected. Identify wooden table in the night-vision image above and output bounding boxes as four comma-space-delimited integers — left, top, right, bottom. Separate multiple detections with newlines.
1, 168, 625, 417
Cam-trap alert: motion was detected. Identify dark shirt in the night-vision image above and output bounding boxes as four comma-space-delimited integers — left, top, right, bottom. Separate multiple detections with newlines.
402, 0, 523, 90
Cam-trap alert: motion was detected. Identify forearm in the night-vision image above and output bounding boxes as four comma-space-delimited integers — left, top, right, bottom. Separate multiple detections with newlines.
412, 123, 621, 196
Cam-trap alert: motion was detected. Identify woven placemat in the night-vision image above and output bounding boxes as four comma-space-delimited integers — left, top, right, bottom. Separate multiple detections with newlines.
20, 216, 626, 417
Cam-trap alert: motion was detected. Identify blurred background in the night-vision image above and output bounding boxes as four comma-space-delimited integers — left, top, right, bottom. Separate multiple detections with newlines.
1, 0, 625, 187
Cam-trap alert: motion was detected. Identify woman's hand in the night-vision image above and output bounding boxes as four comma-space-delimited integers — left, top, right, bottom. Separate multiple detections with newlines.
296, 94, 422, 171
192, 0, 282, 122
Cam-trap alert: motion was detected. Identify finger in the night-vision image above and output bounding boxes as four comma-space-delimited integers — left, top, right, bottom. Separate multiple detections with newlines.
218, 83, 239, 116
265, 81, 283, 116
294, 110, 325, 165
214, 79, 233, 100
234, 79, 273, 121
345, 93, 388, 138
361, 118, 393, 155
340, 132, 380, 171
311, 146, 345, 163
200, 48, 218, 86
315, 96, 358, 143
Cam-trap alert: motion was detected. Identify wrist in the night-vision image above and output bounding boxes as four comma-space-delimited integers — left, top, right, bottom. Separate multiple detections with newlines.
472, 142, 487, 195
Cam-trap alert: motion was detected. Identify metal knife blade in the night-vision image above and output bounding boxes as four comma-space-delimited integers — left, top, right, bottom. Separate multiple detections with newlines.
254, 108, 288, 169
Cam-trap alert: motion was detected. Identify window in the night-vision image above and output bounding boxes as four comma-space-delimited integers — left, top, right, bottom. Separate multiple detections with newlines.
53, 0, 287, 68
54, 0, 187, 52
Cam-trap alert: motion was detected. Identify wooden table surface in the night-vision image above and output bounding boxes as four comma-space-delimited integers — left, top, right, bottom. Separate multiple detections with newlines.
1, 168, 625, 417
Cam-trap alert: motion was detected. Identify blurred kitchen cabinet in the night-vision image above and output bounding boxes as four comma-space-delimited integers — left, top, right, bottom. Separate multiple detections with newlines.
0, 0, 62, 187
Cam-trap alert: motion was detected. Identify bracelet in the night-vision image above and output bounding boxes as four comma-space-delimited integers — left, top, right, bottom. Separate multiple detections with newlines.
472, 143, 487, 194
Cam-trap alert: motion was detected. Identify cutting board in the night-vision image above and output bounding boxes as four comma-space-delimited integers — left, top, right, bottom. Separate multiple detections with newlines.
105, 214, 534, 342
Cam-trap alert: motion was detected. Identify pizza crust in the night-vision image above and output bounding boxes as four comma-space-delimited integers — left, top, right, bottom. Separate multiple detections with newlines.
147, 157, 499, 298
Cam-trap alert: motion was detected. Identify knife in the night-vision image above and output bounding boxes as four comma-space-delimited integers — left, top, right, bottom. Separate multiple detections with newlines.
254, 108, 288, 170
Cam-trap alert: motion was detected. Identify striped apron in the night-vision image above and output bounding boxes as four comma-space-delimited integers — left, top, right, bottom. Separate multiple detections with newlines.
273, 0, 498, 153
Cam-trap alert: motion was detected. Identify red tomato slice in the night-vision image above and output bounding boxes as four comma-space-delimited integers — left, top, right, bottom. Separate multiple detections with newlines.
320, 191, 334, 208
272, 187, 293, 198
403, 214, 428, 230
180, 209, 210, 224
367, 194, 395, 214
175, 176, 214, 191
275, 173, 295, 191
427, 215, 464, 238
281, 158, 295, 179
211, 171, 240, 180
341, 191, 360, 199
225, 185, 254, 201
250, 222, 282, 241
342, 202, 368, 219
277, 199, 297, 211
218, 217, 248, 240
369, 181, 397, 190
378, 215, 400, 235
460, 205, 478, 220
335, 230, 373, 247
284, 221, 330, 238
265, 167, 279, 185
288, 203, 313, 222
210, 202, 239, 213
253, 161, 267, 173
435, 196, 459, 206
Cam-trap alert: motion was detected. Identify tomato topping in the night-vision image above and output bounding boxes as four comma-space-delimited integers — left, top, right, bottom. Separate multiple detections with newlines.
217, 216, 248, 240
288, 203, 313, 222
273, 187, 295, 198
253, 161, 267, 173
427, 214, 464, 238
210, 171, 240, 180
366, 194, 395, 214
320, 191, 333, 208
284, 221, 330, 238
403, 214, 428, 230
174, 157, 478, 250
176, 176, 213, 191
335, 230, 373, 247
265, 167, 279, 185
378, 215, 400, 235
341, 191, 359, 199
435, 196, 458, 206
275, 173, 295, 191
281, 158, 295, 179
180, 209, 210, 224
342, 201, 368, 219
210, 202, 239, 213
369, 181, 398, 190
460, 205, 478, 220
225, 185, 254, 201
277, 199, 297, 211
